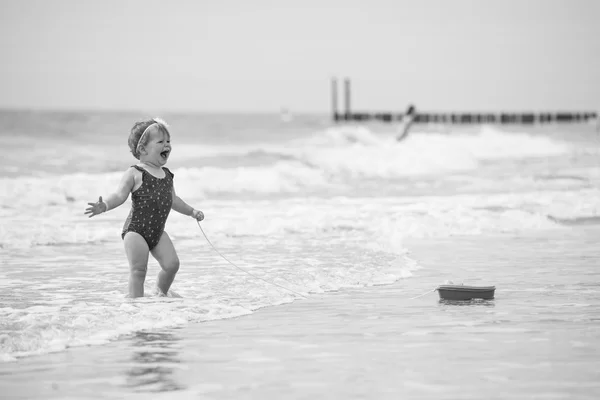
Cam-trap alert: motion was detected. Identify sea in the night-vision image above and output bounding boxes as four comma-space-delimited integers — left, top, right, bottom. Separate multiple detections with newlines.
0, 110, 599, 398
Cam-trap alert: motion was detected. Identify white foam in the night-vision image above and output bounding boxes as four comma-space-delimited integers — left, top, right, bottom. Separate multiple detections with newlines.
0, 243, 417, 362
173, 161, 330, 197
2, 187, 599, 250
446, 126, 569, 160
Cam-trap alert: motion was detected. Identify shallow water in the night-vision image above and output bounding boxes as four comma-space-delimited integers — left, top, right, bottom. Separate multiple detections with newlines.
1, 228, 599, 399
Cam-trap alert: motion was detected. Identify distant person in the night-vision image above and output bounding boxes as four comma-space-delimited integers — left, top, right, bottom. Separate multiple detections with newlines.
280, 107, 293, 123
84, 118, 205, 298
396, 104, 416, 142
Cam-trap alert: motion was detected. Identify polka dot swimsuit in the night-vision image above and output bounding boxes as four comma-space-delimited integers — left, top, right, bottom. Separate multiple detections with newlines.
121, 165, 174, 250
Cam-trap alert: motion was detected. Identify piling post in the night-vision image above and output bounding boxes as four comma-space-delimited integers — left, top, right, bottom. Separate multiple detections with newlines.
344, 78, 351, 120
331, 77, 339, 121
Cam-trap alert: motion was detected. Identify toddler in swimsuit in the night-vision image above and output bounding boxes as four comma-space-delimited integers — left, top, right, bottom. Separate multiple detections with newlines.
85, 118, 204, 298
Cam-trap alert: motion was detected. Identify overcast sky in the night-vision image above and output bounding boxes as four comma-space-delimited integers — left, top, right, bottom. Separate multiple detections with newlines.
1, 0, 599, 113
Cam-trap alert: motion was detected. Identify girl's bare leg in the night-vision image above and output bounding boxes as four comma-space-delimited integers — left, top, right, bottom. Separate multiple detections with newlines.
151, 232, 180, 295
123, 232, 150, 298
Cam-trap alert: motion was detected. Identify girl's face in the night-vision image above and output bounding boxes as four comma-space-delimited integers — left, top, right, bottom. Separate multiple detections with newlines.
140, 126, 171, 165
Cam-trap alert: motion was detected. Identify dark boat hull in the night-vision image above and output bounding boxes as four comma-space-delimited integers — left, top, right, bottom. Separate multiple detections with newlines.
437, 285, 496, 301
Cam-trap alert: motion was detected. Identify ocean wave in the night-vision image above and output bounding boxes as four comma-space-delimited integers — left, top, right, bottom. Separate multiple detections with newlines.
2, 189, 598, 250
546, 215, 600, 226
278, 125, 571, 179
0, 125, 576, 206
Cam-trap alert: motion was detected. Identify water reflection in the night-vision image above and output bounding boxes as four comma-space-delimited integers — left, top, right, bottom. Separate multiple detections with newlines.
438, 299, 496, 307
124, 330, 185, 393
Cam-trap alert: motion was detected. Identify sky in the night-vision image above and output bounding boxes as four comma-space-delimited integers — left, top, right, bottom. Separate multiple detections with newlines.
1, 0, 599, 113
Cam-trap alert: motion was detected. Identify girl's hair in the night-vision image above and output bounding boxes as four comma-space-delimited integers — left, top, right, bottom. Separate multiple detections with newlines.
128, 119, 171, 159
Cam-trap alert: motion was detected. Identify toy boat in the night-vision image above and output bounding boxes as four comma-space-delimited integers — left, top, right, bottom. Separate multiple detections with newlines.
437, 284, 495, 301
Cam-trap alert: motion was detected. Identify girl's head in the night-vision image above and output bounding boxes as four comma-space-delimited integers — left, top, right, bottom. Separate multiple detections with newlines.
128, 118, 171, 161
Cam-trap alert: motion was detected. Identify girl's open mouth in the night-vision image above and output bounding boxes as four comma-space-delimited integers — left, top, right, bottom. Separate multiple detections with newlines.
160, 150, 170, 159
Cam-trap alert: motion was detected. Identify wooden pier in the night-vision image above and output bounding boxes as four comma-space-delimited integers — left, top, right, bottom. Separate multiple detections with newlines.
331, 77, 598, 125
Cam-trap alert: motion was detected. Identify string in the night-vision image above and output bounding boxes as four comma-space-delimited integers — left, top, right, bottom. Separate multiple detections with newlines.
408, 288, 437, 300
196, 221, 308, 299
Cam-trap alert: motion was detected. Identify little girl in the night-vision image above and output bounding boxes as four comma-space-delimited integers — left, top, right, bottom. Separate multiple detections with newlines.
85, 118, 204, 298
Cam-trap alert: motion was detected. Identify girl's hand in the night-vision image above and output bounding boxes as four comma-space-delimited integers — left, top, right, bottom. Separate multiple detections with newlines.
191, 209, 204, 221
85, 196, 108, 218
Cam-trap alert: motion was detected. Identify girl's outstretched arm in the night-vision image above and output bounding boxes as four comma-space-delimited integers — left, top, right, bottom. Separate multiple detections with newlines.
171, 186, 204, 221
84, 168, 135, 218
